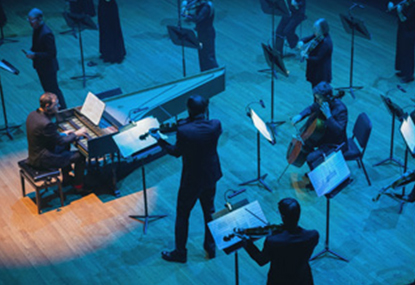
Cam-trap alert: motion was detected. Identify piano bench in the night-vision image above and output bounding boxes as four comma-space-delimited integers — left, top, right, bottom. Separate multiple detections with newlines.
18, 159, 64, 214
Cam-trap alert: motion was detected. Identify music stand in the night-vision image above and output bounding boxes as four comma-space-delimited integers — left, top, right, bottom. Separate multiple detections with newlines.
240, 107, 276, 192
113, 117, 167, 234
0, 59, 21, 140
373, 95, 405, 168
337, 7, 371, 99
64, 12, 99, 88
308, 151, 351, 262
259, 0, 290, 131
261, 43, 288, 131
167, 25, 200, 77
209, 200, 266, 285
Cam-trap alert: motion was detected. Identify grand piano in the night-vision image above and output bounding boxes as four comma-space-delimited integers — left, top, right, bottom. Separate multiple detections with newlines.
56, 67, 226, 195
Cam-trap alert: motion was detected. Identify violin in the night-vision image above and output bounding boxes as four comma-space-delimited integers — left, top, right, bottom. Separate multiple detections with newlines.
300, 35, 324, 62
373, 170, 415, 202
139, 118, 189, 140
223, 224, 284, 241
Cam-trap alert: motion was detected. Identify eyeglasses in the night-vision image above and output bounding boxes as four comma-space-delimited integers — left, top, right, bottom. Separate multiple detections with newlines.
27, 17, 40, 23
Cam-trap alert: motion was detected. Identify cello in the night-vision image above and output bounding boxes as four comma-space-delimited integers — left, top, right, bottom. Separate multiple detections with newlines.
286, 90, 345, 167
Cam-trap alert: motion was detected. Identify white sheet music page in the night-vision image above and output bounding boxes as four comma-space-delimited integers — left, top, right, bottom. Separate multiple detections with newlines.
400, 116, 415, 155
80, 92, 106, 126
113, 117, 160, 158
208, 200, 268, 250
308, 151, 351, 197
250, 109, 273, 143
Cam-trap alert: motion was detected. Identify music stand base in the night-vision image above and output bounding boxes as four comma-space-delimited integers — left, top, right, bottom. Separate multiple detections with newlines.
129, 214, 167, 234
0, 123, 21, 140
373, 157, 404, 168
335, 86, 363, 99
239, 173, 272, 192
310, 247, 348, 262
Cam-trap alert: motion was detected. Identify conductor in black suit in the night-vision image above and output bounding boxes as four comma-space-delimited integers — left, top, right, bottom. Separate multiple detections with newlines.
26, 8, 67, 109
26, 93, 86, 190
298, 18, 333, 88
150, 95, 222, 263
243, 198, 319, 285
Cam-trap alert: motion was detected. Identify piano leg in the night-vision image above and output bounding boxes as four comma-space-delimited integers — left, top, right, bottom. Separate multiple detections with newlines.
111, 153, 121, 197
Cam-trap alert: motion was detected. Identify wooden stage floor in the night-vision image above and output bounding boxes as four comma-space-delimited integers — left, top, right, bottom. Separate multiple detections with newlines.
0, 0, 414, 284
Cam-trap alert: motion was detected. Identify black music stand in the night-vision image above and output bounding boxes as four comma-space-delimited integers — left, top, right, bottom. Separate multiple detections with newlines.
308, 151, 351, 262
209, 199, 265, 285
373, 95, 405, 168
240, 105, 276, 192
167, 25, 200, 77
259, 0, 290, 132
65, 12, 99, 88
338, 6, 371, 99
261, 43, 289, 132
0, 59, 21, 140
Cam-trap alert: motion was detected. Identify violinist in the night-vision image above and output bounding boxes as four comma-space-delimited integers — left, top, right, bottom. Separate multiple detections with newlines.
274, 0, 306, 56
298, 18, 332, 88
388, 0, 415, 83
291, 82, 348, 170
181, 0, 219, 71
243, 198, 319, 285
150, 95, 222, 263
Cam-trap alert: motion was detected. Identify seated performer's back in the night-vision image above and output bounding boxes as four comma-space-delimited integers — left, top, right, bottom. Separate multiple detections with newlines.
244, 198, 319, 285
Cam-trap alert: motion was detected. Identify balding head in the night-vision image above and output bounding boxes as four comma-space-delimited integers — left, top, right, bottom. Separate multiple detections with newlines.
28, 8, 43, 29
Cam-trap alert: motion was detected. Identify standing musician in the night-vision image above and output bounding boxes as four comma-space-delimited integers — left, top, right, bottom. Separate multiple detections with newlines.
291, 82, 348, 170
25, 8, 67, 109
150, 95, 222, 263
388, 0, 415, 83
298, 18, 332, 88
26, 93, 87, 191
181, 0, 219, 72
274, 0, 306, 56
243, 198, 319, 285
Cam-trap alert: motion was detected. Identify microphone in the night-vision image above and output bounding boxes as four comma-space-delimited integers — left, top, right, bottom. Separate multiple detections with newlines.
259, 100, 265, 108
397, 85, 407, 93
227, 189, 246, 199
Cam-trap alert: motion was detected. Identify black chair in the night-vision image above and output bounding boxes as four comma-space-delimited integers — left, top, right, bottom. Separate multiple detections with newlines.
18, 159, 64, 214
343, 112, 372, 186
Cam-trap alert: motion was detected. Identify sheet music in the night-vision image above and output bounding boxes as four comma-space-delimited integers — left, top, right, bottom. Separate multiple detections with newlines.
80, 92, 106, 126
113, 117, 160, 158
400, 115, 415, 155
250, 109, 274, 144
308, 151, 351, 197
208, 200, 268, 251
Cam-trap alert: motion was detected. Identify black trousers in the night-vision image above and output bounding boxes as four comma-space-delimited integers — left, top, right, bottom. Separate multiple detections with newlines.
36, 69, 67, 109
175, 185, 216, 255
275, 14, 305, 54
395, 24, 415, 79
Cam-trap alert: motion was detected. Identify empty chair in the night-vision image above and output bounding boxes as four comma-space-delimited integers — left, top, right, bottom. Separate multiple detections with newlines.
343, 112, 372, 186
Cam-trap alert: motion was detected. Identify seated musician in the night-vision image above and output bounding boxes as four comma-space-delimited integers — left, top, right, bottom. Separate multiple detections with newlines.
243, 198, 319, 285
26, 92, 87, 191
291, 81, 348, 169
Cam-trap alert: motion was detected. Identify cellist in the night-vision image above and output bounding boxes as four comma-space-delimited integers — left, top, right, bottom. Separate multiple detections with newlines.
291, 82, 348, 170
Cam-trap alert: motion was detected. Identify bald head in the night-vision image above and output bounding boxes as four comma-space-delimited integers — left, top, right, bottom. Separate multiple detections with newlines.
28, 8, 43, 29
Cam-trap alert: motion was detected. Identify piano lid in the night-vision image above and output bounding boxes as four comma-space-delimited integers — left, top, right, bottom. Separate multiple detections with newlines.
104, 67, 226, 125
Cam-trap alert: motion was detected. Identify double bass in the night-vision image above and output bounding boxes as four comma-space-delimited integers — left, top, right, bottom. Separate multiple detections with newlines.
286, 90, 345, 167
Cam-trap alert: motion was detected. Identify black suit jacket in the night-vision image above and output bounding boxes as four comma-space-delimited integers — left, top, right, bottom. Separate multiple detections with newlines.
31, 23, 59, 73
158, 116, 222, 189
300, 98, 348, 148
245, 227, 319, 285
303, 34, 332, 86
26, 109, 77, 169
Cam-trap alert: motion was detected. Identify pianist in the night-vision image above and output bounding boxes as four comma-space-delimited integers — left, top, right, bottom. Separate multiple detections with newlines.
26, 92, 87, 191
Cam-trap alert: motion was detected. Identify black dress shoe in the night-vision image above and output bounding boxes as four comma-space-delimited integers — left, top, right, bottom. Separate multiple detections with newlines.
396, 71, 403, 77
204, 249, 216, 260
400, 76, 415, 83
161, 250, 187, 263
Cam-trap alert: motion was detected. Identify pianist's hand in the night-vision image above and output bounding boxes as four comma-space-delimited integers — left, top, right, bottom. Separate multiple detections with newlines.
74, 127, 87, 138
